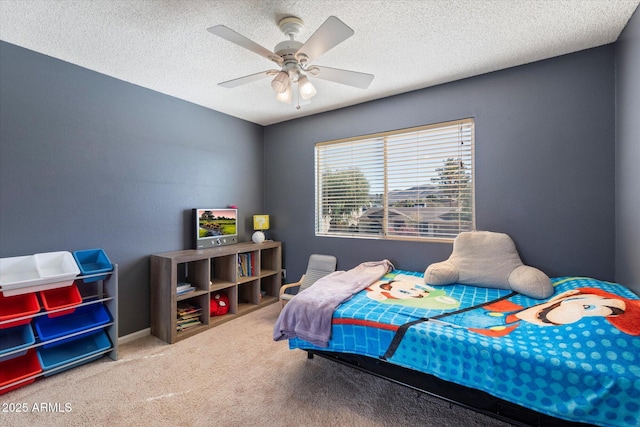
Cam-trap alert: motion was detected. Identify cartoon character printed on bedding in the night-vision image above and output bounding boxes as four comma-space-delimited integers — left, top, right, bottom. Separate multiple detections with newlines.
366, 273, 460, 310
445, 286, 640, 337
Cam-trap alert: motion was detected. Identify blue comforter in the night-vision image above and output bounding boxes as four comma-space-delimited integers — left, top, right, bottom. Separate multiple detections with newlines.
287, 272, 640, 427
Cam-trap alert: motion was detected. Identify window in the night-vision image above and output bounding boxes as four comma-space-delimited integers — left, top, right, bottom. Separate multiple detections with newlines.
315, 118, 474, 241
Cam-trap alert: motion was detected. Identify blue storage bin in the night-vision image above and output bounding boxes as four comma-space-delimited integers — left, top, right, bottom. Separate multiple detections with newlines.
34, 303, 111, 347
72, 249, 112, 283
0, 324, 35, 362
37, 331, 111, 376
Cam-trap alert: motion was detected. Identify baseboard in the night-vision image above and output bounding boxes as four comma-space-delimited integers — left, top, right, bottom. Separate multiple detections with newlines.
118, 328, 150, 345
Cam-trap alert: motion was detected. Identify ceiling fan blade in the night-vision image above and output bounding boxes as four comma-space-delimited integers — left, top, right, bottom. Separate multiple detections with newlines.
207, 25, 283, 65
218, 70, 278, 88
311, 66, 374, 89
296, 16, 354, 64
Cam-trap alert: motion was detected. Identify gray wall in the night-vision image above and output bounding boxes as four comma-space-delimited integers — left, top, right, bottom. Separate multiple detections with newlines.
0, 41, 264, 336
616, 8, 640, 295
264, 46, 616, 286
0, 36, 630, 337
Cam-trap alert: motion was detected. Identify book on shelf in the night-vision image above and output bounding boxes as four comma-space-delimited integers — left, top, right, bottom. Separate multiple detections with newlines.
177, 311, 200, 320
177, 319, 201, 331
177, 302, 201, 316
177, 281, 195, 296
237, 252, 255, 277
176, 301, 202, 331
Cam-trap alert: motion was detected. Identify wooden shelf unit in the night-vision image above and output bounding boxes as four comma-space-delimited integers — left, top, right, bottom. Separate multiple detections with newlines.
150, 241, 281, 344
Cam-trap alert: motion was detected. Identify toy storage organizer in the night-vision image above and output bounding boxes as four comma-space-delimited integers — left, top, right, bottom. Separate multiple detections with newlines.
0, 250, 118, 395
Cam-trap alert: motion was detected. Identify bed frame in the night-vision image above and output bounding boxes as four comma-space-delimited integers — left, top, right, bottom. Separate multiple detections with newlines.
306, 349, 595, 427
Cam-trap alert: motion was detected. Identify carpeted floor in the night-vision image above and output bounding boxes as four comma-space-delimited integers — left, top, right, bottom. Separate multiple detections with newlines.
1, 303, 512, 426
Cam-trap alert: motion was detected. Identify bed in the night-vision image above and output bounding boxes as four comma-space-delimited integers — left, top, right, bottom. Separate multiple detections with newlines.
276, 269, 640, 427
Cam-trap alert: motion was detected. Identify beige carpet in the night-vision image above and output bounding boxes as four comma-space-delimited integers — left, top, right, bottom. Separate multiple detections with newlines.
1, 303, 511, 426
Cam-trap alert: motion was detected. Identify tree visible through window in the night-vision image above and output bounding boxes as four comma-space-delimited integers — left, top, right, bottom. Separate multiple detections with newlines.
315, 119, 474, 241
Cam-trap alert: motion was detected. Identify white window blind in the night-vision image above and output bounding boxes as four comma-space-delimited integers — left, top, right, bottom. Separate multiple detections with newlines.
315, 118, 474, 241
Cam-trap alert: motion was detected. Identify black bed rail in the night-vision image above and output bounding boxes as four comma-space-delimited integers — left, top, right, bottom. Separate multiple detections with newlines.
306, 350, 596, 427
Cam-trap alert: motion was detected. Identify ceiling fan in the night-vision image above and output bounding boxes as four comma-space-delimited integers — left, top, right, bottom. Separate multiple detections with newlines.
207, 15, 374, 108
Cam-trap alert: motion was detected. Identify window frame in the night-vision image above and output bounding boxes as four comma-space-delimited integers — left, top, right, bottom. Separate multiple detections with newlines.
314, 118, 475, 242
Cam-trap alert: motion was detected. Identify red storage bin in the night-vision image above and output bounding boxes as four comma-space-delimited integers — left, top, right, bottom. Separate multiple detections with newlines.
0, 349, 42, 394
0, 292, 40, 329
39, 283, 82, 317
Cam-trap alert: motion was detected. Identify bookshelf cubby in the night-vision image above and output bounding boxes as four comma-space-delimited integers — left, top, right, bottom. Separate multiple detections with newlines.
150, 241, 281, 344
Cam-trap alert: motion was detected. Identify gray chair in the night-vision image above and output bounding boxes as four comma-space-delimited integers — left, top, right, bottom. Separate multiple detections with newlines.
279, 254, 337, 307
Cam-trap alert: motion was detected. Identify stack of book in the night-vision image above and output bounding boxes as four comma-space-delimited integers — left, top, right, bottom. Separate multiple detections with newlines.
238, 253, 255, 277
177, 281, 195, 296
176, 302, 201, 332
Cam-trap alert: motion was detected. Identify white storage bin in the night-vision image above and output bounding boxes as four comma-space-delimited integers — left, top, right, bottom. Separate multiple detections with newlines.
35, 251, 79, 287
0, 252, 79, 296
0, 256, 39, 287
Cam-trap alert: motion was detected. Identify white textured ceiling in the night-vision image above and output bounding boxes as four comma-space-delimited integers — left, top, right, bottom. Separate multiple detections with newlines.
1, 0, 638, 126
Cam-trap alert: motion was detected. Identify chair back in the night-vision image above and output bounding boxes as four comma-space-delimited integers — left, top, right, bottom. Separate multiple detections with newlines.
299, 254, 337, 292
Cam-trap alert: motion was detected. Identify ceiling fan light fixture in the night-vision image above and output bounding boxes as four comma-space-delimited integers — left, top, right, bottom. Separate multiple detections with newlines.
271, 70, 289, 93
276, 84, 292, 103
298, 74, 317, 100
